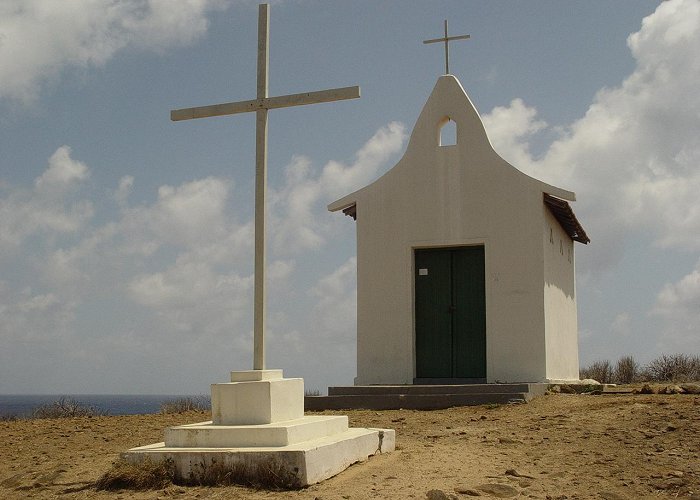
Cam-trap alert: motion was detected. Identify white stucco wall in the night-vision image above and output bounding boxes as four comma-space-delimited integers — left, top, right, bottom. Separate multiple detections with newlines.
330, 75, 581, 385
543, 208, 580, 382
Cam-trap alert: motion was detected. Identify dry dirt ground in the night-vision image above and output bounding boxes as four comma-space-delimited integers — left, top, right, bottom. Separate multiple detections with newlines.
1, 392, 698, 499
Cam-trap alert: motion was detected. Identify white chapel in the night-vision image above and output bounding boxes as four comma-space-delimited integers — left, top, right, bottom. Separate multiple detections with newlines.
329, 75, 589, 385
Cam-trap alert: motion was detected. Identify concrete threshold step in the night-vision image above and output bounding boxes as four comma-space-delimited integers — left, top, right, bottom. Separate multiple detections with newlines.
305, 392, 529, 411
328, 383, 535, 396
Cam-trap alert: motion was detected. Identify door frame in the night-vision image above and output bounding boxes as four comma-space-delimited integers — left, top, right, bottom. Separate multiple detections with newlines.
411, 242, 488, 384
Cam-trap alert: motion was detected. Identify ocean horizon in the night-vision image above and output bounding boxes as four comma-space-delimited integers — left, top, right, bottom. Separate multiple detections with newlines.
0, 394, 210, 417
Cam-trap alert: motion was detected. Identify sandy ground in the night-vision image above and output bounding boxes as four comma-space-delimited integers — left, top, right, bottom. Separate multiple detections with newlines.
1, 392, 698, 499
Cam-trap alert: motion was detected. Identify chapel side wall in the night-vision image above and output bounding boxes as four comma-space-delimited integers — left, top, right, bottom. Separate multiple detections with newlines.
543, 208, 580, 381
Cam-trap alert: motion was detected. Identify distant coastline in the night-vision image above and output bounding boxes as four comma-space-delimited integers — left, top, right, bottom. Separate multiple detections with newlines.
0, 394, 209, 417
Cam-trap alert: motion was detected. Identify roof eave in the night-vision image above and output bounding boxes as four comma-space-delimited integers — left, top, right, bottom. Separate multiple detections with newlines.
543, 193, 590, 244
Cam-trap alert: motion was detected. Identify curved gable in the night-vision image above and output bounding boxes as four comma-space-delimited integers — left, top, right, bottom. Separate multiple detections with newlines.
330, 75, 579, 216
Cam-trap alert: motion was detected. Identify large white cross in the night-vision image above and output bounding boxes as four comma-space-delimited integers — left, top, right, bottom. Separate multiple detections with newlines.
423, 19, 470, 75
171, 4, 360, 371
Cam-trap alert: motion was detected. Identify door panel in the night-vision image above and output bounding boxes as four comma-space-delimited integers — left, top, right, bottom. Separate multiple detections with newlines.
414, 246, 486, 379
415, 249, 452, 378
452, 246, 486, 378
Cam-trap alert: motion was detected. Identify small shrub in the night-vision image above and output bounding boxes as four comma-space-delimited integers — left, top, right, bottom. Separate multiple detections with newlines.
0, 413, 19, 421
613, 356, 639, 384
644, 354, 700, 382
160, 396, 210, 414
95, 458, 175, 490
31, 397, 108, 419
580, 360, 612, 384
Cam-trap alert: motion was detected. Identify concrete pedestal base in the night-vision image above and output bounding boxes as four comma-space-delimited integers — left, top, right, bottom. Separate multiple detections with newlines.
122, 370, 394, 486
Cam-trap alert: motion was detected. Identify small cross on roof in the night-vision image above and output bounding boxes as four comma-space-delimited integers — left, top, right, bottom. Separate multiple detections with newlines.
423, 19, 470, 75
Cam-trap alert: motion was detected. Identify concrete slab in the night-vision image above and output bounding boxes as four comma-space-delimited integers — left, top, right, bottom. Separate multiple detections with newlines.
211, 377, 303, 425
306, 393, 526, 410
123, 427, 395, 486
230, 369, 283, 382
328, 383, 538, 395
306, 383, 552, 410
164, 415, 349, 448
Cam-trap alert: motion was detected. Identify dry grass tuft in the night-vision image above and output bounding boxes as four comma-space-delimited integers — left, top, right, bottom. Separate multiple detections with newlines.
95, 458, 175, 491
160, 396, 210, 414
95, 457, 301, 491
187, 458, 302, 490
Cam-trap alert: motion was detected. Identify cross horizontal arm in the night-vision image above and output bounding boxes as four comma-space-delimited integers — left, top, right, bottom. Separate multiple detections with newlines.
171, 85, 360, 121
423, 34, 470, 44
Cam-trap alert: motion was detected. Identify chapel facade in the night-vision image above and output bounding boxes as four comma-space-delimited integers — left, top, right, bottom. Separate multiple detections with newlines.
329, 75, 589, 385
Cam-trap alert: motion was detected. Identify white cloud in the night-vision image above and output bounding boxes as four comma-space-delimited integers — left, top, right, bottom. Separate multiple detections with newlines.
477, 0, 700, 361
115, 175, 134, 205
609, 312, 631, 337
651, 260, 700, 352
269, 122, 407, 254
319, 121, 407, 201
0, 0, 226, 103
120, 176, 231, 251
44, 223, 119, 288
35, 146, 90, 194
484, 0, 700, 273
0, 146, 93, 252
129, 258, 251, 308
0, 282, 76, 342
309, 257, 357, 340
654, 264, 700, 316
119, 122, 404, 343
267, 259, 295, 282
481, 98, 546, 170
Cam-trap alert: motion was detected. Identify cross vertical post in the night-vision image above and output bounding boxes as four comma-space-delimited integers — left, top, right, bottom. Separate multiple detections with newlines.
444, 20, 449, 75
254, 3, 269, 371
170, 3, 360, 372
423, 19, 470, 75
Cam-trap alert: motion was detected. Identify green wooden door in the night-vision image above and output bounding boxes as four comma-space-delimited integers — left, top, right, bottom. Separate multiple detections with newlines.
415, 246, 486, 380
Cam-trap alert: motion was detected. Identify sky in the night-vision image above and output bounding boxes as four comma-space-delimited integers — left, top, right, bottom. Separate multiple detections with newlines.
1, 0, 698, 395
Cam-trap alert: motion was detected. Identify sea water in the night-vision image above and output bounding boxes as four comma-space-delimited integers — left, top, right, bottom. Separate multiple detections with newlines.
0, 394, 208, 418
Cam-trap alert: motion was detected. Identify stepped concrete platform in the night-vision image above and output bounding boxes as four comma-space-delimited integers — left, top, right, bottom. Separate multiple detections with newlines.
305, 383, 550, 411
164, 415, 350, 448
122, 370, 394, 486
125, 426, 393, 486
